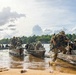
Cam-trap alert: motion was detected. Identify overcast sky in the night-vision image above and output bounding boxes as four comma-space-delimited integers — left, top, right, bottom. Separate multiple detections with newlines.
0, 0, 76, 39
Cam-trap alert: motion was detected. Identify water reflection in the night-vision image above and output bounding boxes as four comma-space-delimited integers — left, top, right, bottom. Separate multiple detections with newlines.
23, 54, 49, 70
10, 55, 24, 69
0, 50, 10, 68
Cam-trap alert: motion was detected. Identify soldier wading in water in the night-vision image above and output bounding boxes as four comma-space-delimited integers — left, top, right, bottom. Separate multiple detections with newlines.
50, 31, 69, 64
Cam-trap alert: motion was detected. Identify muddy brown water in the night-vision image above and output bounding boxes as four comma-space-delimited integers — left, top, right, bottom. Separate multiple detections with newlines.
0, 44, 76, 74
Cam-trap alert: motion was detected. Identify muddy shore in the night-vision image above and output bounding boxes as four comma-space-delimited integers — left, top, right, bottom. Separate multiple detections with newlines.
0, 69, 76, 75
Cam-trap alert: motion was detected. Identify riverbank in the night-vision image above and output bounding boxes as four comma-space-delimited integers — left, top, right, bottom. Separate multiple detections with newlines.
0, 69, 76, 75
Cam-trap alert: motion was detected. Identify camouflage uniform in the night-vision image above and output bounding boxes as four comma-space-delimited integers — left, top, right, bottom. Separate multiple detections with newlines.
50, 34, 56, 51
29, 43, 34, 50
11, 37, 17, 48
50, 31, 69, 62
16, 38, 23, 46
35, 41, 43, 50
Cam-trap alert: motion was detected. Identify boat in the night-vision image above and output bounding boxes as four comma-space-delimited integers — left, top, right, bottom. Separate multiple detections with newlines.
25, 42, 46, 58
9, 46, 24, 58
47, 50, 76, 65
26, 48, 45, 58
57, 50, 76, 65
56, 44, 76, 65
9, 37, 24, 58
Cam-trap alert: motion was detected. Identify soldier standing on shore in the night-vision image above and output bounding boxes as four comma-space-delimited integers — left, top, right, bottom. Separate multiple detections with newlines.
50, 31, 69, 62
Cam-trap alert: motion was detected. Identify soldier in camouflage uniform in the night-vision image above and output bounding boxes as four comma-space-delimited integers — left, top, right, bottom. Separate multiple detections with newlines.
50, 31, 69, 62
11, 36, 17, 48
35, 41, 43, 50
50, 34, 56, 51
16, 37, 23, 46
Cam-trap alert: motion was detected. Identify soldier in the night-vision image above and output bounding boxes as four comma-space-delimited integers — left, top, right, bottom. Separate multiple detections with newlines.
67, 42, 73, 54
50, 34, 56, 51
11, 36, 17, 48
59, 31, 69, 46
16, 37, 23, 46
50, 31, 69, 62
35, 41, 43, 50
25, 43, 29, 50
56, 31, 69, 53
29, 43, 34, 50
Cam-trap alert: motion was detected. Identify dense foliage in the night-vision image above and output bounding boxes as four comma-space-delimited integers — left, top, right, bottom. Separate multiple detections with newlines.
0, 34, 76, 44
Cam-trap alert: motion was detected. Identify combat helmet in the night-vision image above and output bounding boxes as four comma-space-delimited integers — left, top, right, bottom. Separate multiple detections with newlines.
59, 31, 65, 35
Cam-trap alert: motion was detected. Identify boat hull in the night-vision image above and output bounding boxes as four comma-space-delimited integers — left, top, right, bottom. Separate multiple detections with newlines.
48, 50, 76, 65
9, 47, 24, 58
57, 52, 76, 65
26, 49, 45, 58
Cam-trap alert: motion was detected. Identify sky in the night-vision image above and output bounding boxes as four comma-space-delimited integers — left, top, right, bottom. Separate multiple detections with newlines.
0, 0, 76, 39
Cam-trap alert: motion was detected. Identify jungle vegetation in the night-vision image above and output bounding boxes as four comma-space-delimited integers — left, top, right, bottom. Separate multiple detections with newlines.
0, 34, 76, 44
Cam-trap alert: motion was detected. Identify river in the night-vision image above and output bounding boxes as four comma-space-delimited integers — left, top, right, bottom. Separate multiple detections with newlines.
0, 44, 76, 74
